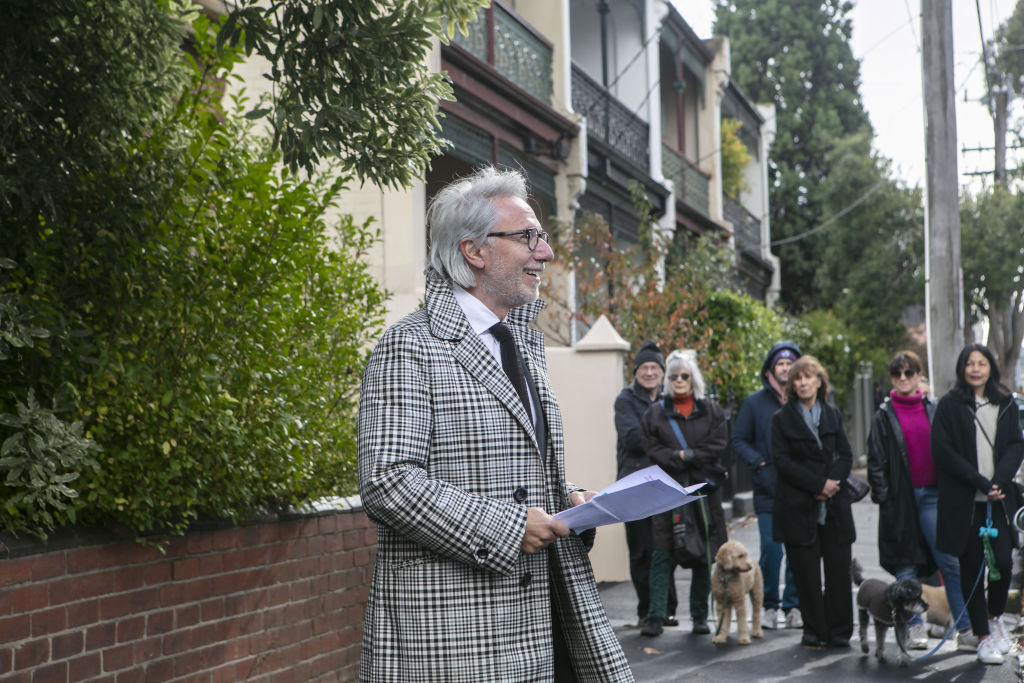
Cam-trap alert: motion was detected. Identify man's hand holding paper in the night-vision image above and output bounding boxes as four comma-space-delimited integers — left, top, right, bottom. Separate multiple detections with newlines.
554, 465, 705, 533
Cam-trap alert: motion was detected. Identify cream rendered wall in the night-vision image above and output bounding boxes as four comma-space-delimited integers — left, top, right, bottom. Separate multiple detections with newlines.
546, 316, 631, 583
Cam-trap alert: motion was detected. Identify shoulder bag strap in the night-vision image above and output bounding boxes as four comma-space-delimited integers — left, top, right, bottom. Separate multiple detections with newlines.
663, 404, 689, 449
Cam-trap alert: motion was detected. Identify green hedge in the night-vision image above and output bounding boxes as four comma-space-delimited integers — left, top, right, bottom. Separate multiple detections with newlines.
1, 3, 385, 538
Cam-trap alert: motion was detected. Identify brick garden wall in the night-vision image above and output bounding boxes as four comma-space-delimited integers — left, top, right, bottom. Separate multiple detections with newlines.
0, 505, 376, 682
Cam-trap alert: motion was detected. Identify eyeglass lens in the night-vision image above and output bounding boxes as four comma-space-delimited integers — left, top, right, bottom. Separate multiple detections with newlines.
669, 373, 690, 381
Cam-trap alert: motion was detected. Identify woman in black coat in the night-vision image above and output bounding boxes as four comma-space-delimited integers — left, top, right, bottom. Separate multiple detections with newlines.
771, 356, 855, 650
932, 344, 1024, 665
866, 350, 970, 649
639, 349, 728, 638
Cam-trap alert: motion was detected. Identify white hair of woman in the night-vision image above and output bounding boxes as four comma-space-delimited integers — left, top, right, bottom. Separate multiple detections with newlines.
425, 166, 528, 288
662, 349, 706, 399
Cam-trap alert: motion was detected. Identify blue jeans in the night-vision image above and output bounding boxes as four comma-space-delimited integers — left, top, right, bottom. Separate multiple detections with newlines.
893, 486, 970, 631
757, 512, 798, 611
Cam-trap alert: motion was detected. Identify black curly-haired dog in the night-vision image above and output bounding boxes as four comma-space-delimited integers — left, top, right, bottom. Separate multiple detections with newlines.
851, 558, 928, 666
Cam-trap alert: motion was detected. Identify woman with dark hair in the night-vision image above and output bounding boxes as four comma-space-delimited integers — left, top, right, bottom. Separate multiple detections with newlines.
932, 344, 1024, 665
639, 349, 728, 638
867, 350, 971, 651
771, 356, 856, 650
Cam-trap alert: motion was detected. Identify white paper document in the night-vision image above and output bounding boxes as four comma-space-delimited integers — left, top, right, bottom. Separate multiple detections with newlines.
554, 465, 705, 533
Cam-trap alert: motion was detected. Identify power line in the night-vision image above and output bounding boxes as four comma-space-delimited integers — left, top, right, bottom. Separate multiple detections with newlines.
769, 180, 885, 247
903, 0, 920, 52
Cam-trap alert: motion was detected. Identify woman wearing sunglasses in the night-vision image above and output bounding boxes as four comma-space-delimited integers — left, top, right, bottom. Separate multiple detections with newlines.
638, 349, 728, 637
867, 351, 971, 652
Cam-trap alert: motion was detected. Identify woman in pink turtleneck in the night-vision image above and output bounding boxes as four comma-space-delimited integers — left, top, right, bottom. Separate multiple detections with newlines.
866, 351, 971, 651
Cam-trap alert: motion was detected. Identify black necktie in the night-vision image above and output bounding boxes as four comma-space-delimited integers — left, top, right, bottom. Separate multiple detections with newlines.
489, 322, 532, 421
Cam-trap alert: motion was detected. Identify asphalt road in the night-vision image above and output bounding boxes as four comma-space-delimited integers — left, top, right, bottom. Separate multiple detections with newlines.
598, 483, 1024, 682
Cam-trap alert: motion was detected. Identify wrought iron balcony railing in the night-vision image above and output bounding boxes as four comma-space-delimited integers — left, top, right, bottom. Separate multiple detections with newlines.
571, 64, 649, 170
662, 143, 709, 217
724, 196, 762, 255
451, 3, 553, 105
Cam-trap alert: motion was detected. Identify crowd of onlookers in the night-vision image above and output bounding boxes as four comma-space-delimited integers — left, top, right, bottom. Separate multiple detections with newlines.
615, 339, 1024, 665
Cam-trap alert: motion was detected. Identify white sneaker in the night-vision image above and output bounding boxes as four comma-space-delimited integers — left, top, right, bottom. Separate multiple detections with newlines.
977, 636, 1004, 665
957, 630, 979, 652
907, 622, 929, 650
989, 617, 1011, 654
784, 608, 803, 629
763, 608, 778, 630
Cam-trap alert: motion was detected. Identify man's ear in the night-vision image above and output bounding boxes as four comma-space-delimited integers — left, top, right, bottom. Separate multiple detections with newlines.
459, 237, 487, 270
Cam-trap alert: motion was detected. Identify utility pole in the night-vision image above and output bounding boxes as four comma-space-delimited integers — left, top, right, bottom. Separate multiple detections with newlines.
994, 86, 1008, 184
922, 0, 964, 395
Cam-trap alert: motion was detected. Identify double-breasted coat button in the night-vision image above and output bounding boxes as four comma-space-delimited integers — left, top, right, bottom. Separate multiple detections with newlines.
519, 572, 533, 588
475, 547, 489, 559
513, 487, 528, 503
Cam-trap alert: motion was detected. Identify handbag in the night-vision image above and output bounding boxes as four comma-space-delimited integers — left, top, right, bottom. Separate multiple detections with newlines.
671, 498, 709, 568
845, 473, 870, 503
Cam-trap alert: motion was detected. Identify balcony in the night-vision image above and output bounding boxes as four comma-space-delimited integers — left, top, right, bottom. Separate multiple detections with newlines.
724, 197, 762, 255
571, 64, 649, 170
451, 3, 553, 105
662, 143, 709, 217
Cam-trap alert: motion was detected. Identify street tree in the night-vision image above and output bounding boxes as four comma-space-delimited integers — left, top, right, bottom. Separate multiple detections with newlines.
813, 133, 925, 354
960, 186, 1024, 384
713, 0, 872, 313
219, 0, 487, 184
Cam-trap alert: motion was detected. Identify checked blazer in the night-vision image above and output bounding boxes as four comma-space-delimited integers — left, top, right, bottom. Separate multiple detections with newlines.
357, 269, 633, 683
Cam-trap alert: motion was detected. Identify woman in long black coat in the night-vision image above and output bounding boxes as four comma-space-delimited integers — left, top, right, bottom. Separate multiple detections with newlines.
639, 349, 728, 638
771, 356, 856, 650
932, 343, 1024, 665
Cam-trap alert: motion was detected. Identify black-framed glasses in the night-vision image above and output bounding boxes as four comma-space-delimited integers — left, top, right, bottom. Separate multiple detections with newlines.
487, 228, 549, 251
668, 373, 691, 382
891, 369, 918, 379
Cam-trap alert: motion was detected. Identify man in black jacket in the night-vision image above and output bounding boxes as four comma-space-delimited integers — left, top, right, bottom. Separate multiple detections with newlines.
614, 341, 677, 626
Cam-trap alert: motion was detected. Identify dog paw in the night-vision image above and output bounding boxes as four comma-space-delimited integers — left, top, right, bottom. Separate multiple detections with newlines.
738, 636, 751, 645
860, 642, 868, 654
751, 627, 763, 638
712, 634, 727, 644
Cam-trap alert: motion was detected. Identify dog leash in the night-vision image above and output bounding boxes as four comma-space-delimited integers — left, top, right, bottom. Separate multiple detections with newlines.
899, 502, 994, 661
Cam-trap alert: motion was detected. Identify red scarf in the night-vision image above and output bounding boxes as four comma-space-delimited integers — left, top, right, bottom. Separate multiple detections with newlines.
672, 394, 694, 417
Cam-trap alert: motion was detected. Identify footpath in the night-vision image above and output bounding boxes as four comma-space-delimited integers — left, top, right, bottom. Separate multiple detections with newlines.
598, 484, 1023, 682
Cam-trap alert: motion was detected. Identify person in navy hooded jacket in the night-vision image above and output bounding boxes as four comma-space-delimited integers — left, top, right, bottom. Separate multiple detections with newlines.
730, 341, 803, 630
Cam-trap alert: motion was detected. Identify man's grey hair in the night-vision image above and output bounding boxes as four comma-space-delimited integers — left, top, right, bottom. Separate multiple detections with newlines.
663, 349, 706, 400
427, 167, 528, 288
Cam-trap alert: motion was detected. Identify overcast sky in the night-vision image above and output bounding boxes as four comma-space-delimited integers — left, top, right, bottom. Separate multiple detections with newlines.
670, 0, 1019, 190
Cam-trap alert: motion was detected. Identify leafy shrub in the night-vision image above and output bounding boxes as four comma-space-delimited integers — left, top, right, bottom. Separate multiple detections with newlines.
704, 289, 785, 402
0, 391, 99, 537
1, 3, 385, 538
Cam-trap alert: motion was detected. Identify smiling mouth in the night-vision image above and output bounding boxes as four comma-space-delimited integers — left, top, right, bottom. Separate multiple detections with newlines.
524, 269, 543, 280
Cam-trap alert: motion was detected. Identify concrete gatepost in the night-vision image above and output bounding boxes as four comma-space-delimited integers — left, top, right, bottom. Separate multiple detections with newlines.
546, 315, 631, 583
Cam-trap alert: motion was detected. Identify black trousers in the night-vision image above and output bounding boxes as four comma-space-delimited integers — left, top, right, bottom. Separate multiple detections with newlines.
784, 514, 853, 644
960, 501, 1013, 637
625, 516, 678, 619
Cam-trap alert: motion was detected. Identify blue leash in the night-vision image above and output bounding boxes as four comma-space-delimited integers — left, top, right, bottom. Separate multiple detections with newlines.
905, 502, 999, 661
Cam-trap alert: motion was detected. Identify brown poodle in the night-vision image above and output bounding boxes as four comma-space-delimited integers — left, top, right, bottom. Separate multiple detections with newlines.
711, 540, 764, 645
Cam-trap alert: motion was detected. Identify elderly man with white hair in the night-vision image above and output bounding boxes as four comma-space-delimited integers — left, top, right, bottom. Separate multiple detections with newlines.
357, 166, 633, 682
